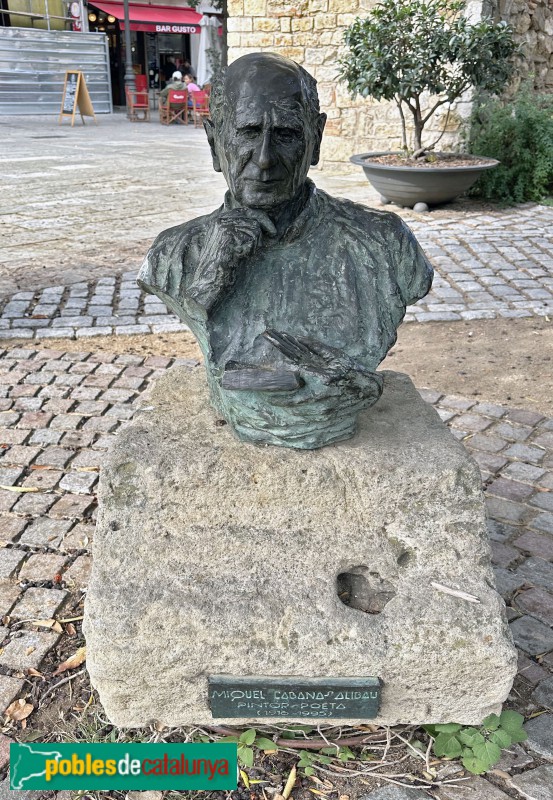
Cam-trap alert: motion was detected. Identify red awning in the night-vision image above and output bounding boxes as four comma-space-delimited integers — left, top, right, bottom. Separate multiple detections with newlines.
90, 1, 202, 33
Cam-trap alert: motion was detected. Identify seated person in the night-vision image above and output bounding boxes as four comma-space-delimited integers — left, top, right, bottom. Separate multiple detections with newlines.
159, 71, 185, 103
184, 73, 201, 107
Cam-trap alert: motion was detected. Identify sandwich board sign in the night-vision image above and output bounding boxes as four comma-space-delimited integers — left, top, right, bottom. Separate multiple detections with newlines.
59, 71, 97, 126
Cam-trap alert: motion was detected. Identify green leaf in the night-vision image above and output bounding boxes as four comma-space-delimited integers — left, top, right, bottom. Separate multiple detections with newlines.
482, 713, 500, 731
499, 710, 525, 736
462, 755, 489, 774
434, 732, 463, 758
459, 728, 485, 747
255, 737, 278, 751
304, 766, 315, 776
218, 735, 239, 744
434, 723, 463, 734
238, 746, 254, 767
490, 729, 512, 749
239, 728, 257, 746
473, 740, 502, 767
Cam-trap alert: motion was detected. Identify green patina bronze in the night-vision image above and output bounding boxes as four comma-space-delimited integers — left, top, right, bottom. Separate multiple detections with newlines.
138, 53, 433, 449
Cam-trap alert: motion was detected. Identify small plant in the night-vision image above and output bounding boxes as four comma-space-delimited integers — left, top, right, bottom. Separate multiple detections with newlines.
338, 0, 518, 156
424, 710, 527, 775
467, 88, 553, 203
219, 728, 277, 767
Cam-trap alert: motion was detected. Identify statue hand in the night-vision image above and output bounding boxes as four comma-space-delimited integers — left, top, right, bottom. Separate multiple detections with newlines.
263, 329, 383, 399
188, 209, 276, 313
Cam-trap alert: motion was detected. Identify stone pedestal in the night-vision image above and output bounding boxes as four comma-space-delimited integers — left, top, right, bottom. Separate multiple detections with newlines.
84, 367, 516, 728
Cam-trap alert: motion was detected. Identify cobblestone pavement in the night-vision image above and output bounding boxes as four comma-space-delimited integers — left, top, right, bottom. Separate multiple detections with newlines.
1, 115, 552, 338
0, 346, 552, 797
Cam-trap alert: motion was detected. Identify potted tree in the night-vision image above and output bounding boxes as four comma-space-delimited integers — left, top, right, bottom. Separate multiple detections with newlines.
339, 0, 518, 208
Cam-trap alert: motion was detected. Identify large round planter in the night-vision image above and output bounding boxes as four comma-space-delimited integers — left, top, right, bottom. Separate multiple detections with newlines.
350, 151, 499, 207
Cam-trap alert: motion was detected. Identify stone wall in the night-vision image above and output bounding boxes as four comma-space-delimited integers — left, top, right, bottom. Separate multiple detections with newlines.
227, 0, 552, 171
492, 0, 553, 92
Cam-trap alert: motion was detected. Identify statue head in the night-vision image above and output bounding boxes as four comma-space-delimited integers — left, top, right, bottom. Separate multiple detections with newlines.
205, 53, 327, 209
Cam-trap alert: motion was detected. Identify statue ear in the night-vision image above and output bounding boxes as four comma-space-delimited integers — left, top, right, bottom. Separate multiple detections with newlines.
203, 118, 221, 173
311, 112, 327, 166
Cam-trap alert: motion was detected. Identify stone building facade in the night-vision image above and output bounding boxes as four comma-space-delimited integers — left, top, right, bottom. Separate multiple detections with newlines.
227, 0, 553, 171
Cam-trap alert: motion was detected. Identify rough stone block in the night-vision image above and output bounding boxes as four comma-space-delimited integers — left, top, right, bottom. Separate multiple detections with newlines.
0, 675, 24, 715
0, 630, 60, 671
85, 369, 516, 728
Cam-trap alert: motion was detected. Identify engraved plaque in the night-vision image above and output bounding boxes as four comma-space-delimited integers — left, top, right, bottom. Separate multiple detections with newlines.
208, 676, 381, 719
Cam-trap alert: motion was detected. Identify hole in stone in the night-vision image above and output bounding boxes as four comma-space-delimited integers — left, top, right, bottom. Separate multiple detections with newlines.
337, 566, 396, 614
397, 549, 414, 567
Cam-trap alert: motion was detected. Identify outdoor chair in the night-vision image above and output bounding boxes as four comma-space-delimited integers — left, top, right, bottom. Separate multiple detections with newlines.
135, 75, 148, 93
159, 89, 188, 125
191, 90, 210, 127
126, 86, 150, 122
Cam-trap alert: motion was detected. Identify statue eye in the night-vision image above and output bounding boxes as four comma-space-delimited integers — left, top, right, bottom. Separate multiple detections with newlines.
275, 129, 297, 142
239, 127, 261, 139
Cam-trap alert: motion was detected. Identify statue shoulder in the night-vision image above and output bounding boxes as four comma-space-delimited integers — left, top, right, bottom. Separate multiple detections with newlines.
319, 190, 406, 233
318, 190, 433, 305
138, 209, 219, 296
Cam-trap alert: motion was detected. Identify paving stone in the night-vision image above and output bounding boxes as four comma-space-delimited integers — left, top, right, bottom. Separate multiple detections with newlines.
524, 714, 553, 760
493, 567, 525, 599
508, 409, 546, 426
70, 449, 100, 469
18, 518, 73, 549
451, 413, 492, 432
359, 790, 429, 800
33, 446, 74, 469
0, 574, 22, 615
517, 652, 550, 686
0, 675, 24, 715
531, 514, 553, 535
11, 492, 56, 516
515, 531, 553, 560
16, 411, 52, 429
509, 765, 553, 800
471, 402, 507, 418
530, 493, 553, 513
504, 443, 546, 464
494, 422, 533, 441
487, 477, 535, 503
495, 742, 534, 771
0, 466, 24, 486
10, 586, 68, 620
471, 451, 508, 474
510, 616, 553, 656
0, 548, 26, 579
60, 430, 95, 448
59, 471, 98, 494
435, 775, 511, 799
0, 630, 60, 670
516, 558, 553, 592
486, 496, 529, 524
63, 555, 92, 590
27, 428, 62, 445
59, 522, 93, 552
503, 462, 547, 483
48, 493, 95, 519
531, 675, 553, 709
0, 733, 13, 771
21, 468, 62, 490
491, 540, 520, 568
515, 587, 553, 626
0, 516, 28, 542
18, 553, 67, 583
487, 519, 520, 543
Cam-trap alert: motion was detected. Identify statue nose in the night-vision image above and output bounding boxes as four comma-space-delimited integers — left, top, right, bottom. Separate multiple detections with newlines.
256, 130, 276, 170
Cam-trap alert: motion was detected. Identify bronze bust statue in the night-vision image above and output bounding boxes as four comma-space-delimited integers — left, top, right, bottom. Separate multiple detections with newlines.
138, 52, 433, 449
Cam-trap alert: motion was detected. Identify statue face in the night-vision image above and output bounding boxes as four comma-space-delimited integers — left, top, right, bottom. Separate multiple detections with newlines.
207, 62, 326, 209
